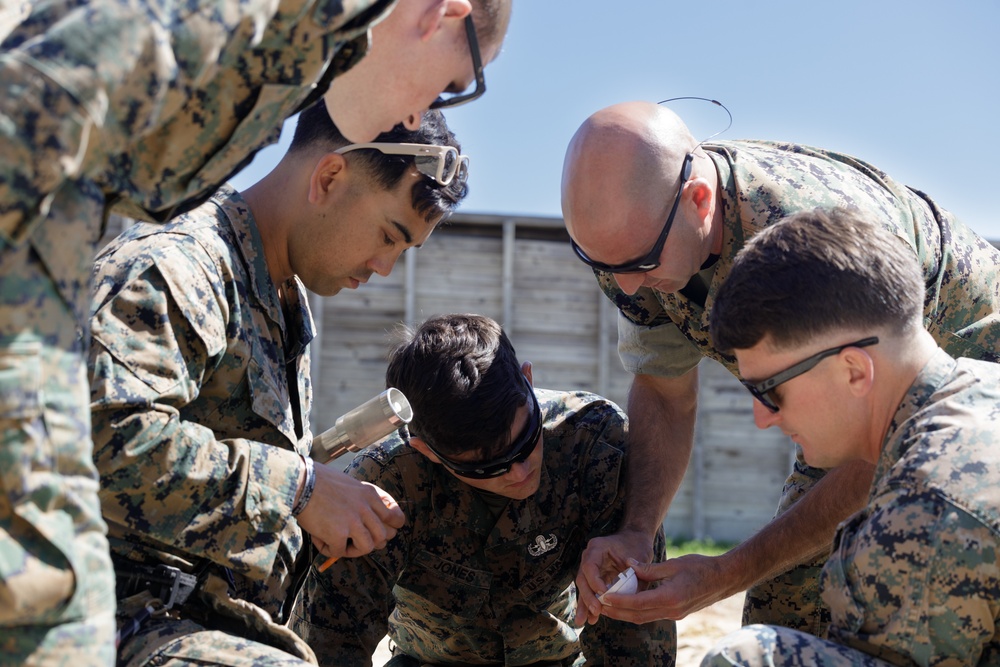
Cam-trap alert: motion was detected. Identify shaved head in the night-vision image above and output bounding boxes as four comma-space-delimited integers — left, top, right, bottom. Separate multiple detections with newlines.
561, 101, 698, 263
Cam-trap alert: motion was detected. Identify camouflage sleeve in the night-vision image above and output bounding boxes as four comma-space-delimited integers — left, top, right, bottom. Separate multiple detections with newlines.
291, 448, 411, 667
824, 489, 1000, 664
88, 237, 303, 579
0, 0, 389, 240
0, 1, 207, 239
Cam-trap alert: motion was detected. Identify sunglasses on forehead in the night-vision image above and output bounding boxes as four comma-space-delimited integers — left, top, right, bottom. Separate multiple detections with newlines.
417, 378, 543, 479
335, 142, 470, 187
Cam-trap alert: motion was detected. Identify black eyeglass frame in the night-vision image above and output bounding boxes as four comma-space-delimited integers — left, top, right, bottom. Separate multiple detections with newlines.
419, 378, 542, 479
742, 337, 880, 413
429, 15, 486, 110
570, 153, 694, 274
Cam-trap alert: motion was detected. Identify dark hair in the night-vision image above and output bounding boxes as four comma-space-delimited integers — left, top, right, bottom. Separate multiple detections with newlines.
289, 101, 468, 223
710, 207, 925, 352
385, 314, 529, 459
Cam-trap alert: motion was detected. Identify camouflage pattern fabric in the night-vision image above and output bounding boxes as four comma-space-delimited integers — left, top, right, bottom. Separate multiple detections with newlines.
700, 625, 893, 667
0, 0, 390, 661
597, 140, 1000, 636
291, 389, 677, 667
703, 350, 1000, 666
89, 186, 317, 664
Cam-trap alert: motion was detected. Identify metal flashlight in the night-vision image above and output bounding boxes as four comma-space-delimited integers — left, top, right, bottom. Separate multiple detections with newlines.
310, 388, 413, 464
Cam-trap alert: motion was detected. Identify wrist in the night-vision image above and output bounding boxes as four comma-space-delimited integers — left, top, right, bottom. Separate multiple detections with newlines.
292, 454, 316, 516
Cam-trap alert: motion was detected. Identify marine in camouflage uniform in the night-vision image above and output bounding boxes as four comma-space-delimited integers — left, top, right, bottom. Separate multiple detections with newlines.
592, 140, 1000, 636
90, 187, 322, 665
700, 209, 1000, 666
87, 99, 467, 666
292, 387, 676, 667
0, 0, 395, 662
702, 353, 1000, 666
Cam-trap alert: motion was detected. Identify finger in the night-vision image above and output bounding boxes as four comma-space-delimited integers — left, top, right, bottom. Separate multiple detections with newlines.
372, 487, 406, 528
344, 514, 378, 557
627, 557, 669, 582
311, 535, 329, 555
575, 563, 605, 623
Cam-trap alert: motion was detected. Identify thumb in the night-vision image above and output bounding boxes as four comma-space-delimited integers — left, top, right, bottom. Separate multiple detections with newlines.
628, 557, 664, 582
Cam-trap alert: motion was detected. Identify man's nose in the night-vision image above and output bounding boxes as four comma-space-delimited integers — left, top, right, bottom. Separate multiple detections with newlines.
752, 399, 780, 429
613, 272, 645, 295
368, 250, 401, 278
506, 460, 532, 483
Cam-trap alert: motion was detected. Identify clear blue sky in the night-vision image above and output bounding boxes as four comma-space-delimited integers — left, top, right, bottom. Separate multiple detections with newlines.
232, 0, 1000, 240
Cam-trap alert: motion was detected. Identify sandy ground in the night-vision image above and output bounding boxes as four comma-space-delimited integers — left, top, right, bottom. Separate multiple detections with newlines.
370, 593, 745, 666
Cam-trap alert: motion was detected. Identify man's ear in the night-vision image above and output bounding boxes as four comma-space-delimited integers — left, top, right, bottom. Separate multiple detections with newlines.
416, 0, 472, 41
687, 177, 716, 224
407, 435, 442, 464
307, 153, 346, 205
841, 347, 876, 399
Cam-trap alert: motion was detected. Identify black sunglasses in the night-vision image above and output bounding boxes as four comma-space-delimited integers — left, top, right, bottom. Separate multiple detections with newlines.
429, 15, 486, 110
742, 337, 880, 413
422, 380, 542, 479
570, 153, 693, 274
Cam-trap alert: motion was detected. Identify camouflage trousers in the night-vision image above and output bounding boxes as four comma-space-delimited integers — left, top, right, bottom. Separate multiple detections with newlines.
117, 574, 318, 667
0, 190, 117, 665
699, 624, 893, 667
742, 449, 831, 638
118, 617, 315, 667
118, 618, 314, 667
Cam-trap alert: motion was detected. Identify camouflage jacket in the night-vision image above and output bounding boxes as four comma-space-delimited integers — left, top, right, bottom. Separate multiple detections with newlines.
89, 185, 314, 622
601, 140, 1000, 379
0, 0, 392, 324
821, 350, 1000, 665
291, 389, 676, 666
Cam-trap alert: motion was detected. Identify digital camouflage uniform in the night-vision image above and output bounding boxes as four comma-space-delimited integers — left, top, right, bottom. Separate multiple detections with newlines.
291, 389, 677, 667
89, 185, 319, 665
0, 0, 391, 662
701, 350, 1000, 666
596, 140, 1000, 637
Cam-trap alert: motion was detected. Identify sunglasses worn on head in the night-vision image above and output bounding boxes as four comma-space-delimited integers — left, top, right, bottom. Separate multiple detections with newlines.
429, 15, 486, 110
742, 337, 880, 413
423, 380, 542, 479
335, 142, 470, 187
570, 153, 694, 274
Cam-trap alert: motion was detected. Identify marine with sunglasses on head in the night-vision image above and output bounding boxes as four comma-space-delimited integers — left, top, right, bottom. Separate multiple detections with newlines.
702, 207, 1000, 666
290, 313, 677, 667
87, 100, 468, 667
0, 0, 510, 662
559, 100, 1000, 637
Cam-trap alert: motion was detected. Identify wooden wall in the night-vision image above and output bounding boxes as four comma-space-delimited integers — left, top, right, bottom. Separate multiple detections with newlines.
310, 213, 791, 543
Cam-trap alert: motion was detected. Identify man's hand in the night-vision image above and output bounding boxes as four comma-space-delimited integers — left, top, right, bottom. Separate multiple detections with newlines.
598, 553, 736, 624
296, 463, 406, 559
575, 529, 654, 626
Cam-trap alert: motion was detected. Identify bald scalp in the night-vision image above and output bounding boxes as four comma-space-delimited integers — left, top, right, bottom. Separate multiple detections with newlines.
561, 101, 697, 252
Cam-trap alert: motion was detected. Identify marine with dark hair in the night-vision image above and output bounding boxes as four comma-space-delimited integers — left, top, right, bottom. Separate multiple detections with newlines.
703, 208, 1000, 665
88, 104, 467, 667
291, 313, 676, 667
